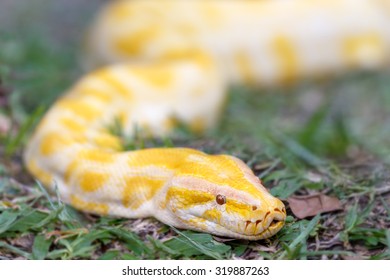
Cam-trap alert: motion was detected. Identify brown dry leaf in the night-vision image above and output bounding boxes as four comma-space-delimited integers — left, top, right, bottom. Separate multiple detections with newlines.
287, 193, 342, 219
9, 233, 34, 249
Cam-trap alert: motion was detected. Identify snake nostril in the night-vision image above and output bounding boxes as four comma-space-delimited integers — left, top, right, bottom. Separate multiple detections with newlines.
252, 205, 257, 211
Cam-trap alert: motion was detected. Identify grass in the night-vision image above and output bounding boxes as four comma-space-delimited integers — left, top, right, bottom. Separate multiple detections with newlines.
1, 0, 390, 260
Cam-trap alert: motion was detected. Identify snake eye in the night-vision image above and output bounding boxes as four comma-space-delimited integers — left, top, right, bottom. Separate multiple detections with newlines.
216, 194, 226, 205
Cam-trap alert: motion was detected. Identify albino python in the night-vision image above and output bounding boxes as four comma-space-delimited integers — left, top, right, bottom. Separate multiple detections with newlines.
24, 0, 390, 240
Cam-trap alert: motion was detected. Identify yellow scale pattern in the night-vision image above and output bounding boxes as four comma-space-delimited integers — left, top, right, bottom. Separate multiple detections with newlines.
24, 0, 390, 240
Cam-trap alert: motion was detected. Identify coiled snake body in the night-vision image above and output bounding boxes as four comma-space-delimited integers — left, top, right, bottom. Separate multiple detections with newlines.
24, 0, 390, 240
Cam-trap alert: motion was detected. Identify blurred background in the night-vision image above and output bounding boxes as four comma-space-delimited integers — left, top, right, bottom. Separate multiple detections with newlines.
2, 0, 390, 161
0, 0, 389, 259
0, 0, 104, 114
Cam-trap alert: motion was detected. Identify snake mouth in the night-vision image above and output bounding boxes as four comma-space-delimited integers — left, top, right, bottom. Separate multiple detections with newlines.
241, 220, 285, 240
240, 211, 285, 239
213, 220, 285, 240
183, 213, 285, 240
269, 220, 284, 230
181, 204, 286, 240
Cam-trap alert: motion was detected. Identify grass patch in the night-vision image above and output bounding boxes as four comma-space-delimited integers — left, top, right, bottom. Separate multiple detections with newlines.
1, 0, 390, 260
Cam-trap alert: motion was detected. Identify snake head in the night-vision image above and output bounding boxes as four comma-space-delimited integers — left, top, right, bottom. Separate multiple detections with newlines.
155, 151, 286, 240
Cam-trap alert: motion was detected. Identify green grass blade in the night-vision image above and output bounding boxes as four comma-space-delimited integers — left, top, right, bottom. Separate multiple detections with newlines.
0, 211, 20, 234
278, 214, 321, 259
5, 105, 45, 157
170, 228, 226, 259
108, 227, 152, 256
0, 241, 31, 259
32, 234, 52, 260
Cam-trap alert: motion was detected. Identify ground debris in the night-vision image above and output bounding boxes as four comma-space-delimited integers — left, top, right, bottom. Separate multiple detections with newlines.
287, 193, 342, 219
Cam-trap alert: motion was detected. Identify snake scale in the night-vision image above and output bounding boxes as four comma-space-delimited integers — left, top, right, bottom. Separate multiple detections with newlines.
24, 0, 390, 240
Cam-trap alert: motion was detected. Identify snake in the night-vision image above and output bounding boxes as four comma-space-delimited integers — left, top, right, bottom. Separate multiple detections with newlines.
23, 0, 390, 240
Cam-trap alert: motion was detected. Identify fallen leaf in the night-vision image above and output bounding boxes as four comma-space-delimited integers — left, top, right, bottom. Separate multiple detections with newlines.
287, 193, 342, 219
10, 233, 34, 249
